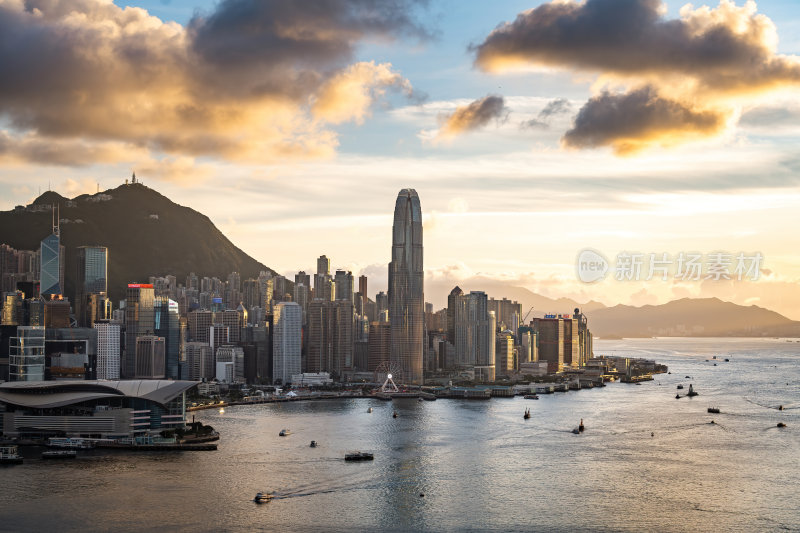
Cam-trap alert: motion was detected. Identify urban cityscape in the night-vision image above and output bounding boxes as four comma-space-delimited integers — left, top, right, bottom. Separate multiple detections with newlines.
0, 0, 798, 531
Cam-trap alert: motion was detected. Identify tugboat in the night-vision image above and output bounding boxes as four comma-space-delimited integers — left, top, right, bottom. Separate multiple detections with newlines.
686, 384, 698, 397
578, 419, 585, 433
345, 451, 374, 461
254, 492, 274, 503
279, 429, 291, 437
309, 440, 317, 448
0, 445, 23, 465
523, 408, 531, 419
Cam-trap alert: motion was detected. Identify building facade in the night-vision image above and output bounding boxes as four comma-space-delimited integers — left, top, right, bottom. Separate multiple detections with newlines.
273, 302, 301, 384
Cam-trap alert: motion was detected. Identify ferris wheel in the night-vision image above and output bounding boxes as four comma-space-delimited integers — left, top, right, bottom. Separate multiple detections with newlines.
374, 361, 404, 391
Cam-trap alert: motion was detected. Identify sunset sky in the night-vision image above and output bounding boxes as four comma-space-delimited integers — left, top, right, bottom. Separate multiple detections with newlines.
1, 0, 799, 318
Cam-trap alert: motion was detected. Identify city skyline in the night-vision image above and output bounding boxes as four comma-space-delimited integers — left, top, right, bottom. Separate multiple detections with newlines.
1, 0, 799, 320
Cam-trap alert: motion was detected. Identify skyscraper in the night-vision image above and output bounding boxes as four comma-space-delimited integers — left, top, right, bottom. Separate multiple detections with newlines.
388, 189, 424, 384
155, 297, 180, 379
75, 246, 108, 327
40, 233, 61, 296
273, 302, 301, 384
124, 283, 155, 378
94, 320, 121, 380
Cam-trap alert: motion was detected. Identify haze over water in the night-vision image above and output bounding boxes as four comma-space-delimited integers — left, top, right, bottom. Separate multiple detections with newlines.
2, 337, 798, 532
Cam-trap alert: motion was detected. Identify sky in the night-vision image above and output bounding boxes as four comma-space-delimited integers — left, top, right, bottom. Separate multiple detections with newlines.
1, 0, 799, 318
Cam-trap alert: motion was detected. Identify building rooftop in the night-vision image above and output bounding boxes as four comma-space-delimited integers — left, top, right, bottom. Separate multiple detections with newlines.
0, 380, 199, 409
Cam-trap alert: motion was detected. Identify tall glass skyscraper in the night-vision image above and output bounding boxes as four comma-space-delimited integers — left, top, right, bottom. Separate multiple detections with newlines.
389, 189, 424, 384
75, 246, 108, 327
155, 297, 181, 379
39, 233, 61, 296
124, 283, 155, 378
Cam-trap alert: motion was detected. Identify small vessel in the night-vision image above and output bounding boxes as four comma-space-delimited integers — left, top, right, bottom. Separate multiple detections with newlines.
708, 407, 720, 414
686, 384, 698, 397
0, 445, 23, 465
685, 376, 691, 379
367, 407, 373, 413
42, 450, 77, 460
677, 385, 684, 389
48, 437, 95, 449
724, 358, 730, 362
523, 408, 531, 419
254, 492, 273, 503
345, 451, 374, 461
309, 440, 317, 448
279, 429, 291, 437
779, 405, 784, 411
777, 422, 787, 428
578, 419, 585, 432
571, 427, 580, 434
524, 394, 539, 400
392, 411, 398, 418
675, 394, 681, 399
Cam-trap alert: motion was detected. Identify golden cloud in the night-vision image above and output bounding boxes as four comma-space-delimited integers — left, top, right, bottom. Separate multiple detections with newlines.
437, 95, 507, 140
0, 0, 425, 171
472, 0, 800, 153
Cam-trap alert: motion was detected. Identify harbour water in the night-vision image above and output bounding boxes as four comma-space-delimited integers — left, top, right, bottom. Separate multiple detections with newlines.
2, 337, 798, 532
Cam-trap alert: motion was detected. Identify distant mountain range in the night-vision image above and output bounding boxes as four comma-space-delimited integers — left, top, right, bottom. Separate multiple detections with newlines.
0, 183, 277, 303
426, 277, 800, 338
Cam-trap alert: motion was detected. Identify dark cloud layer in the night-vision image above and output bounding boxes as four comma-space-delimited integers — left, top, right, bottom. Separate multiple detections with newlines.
473, 0, 800, 153
563, 87, 726, 155
439, 95, 507, 138
0, 0, 428, 168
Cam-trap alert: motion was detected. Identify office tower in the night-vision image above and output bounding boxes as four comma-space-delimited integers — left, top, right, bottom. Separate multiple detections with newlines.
273, 302, 301, 384
9, 326, 46, 381
259, 275, 274, 310
44, 297, 70, 328
188, 310, 213, 343
447, 286, 463, 344
358, 275, 367, 309
155, 297, 180, 379
376, 291, 388, 315
334, 270, 354, 303
314, 255, 334, 301
39, 208, 62, 296
243, 278, 260, 310
209, 323, 229, 352
185, 342, 214, 381
368, 321, 390, 371
75, 246, 108, 327
124, 283, 155, 378
532, 311, 593, 373
186, 272, 199, 291
1, 291, 24, 325
216, 345, 244, 382
306, 299, 354, 376
389, 189, 424, 384
273, 275, 289, 301
453, 291, 496, 371
295, 271, 311, 292
294, 282, 309, 324
94, 320, 121, 379
489, 297, 522, 334
495, 330, 515, 376
220, 308, 244, 343
134, 336, 165, 379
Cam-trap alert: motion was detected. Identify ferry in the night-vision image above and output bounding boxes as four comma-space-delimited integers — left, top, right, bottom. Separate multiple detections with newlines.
523, 394, 539, 400
48, 437, 96, 449
42, 450, 77, 459
708, 407, 720, 414
345, 451, 374, 461
0, 445, 23, 465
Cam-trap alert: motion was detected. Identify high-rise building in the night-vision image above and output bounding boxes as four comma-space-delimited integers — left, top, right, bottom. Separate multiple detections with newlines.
447, 286, 463, 344
389, 189, 424, 384
188, 310, 213, 343
489, 297, 522, 334
367, 321, 390, 371
294, 282, 309, 324
134, 336, 165, 379
495, 330, 515, 376
358, 275, 368, 310
334, 270, 354, 303
273, 302, 301, 384
531, 310, 591, 372
39, 236, 61, 296
124, 283, 155, 378
94, 320, 121, 379
75, 246, 108, 327
9, 326, 45, 381
306, 299, 354, 377
155, 297, 181, 379
314, 255, 334, 301
185, 342, 214, 381
453, 291, 496, 371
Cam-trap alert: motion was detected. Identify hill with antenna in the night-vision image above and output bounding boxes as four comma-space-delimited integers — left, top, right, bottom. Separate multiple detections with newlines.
0, 181, 277, 303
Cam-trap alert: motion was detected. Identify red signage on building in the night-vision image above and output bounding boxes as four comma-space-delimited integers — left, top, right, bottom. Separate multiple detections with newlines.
127, 283, 154, 289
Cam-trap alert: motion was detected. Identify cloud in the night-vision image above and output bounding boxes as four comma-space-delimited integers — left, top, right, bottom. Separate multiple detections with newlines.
0, 0, 426, 171
436, 95, 507, 139
472, 0, 800, 153
563, 86, 727, 155
520, 97, 571, 130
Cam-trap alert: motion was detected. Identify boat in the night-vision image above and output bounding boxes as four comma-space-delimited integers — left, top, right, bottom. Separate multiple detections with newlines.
279, 429, 291, 437
254, 492, 273, 503
0, 445, 23, 465
724, 358, 730, 362
686, 384, 698, 397
523, 408, 531, 419
578, 419, 585, 432
675, 394, 681, 399
309, 440, 317, 448
708, 407, 720, 414
392, 411, 398, 418
367, 407, 373, 413
677, 385, 684, 389
345, 451, 374, 461
777, 422, 787, 428
48, 437, 95, 449
42, 450, 77, 459
524, 394, 539, 400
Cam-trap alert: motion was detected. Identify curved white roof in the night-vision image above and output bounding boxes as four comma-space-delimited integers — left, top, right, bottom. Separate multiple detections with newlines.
0, 380, 198, 409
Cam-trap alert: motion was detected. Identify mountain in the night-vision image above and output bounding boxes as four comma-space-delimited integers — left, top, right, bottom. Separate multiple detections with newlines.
587, 297, 800, 338
0, 183, 277, 303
